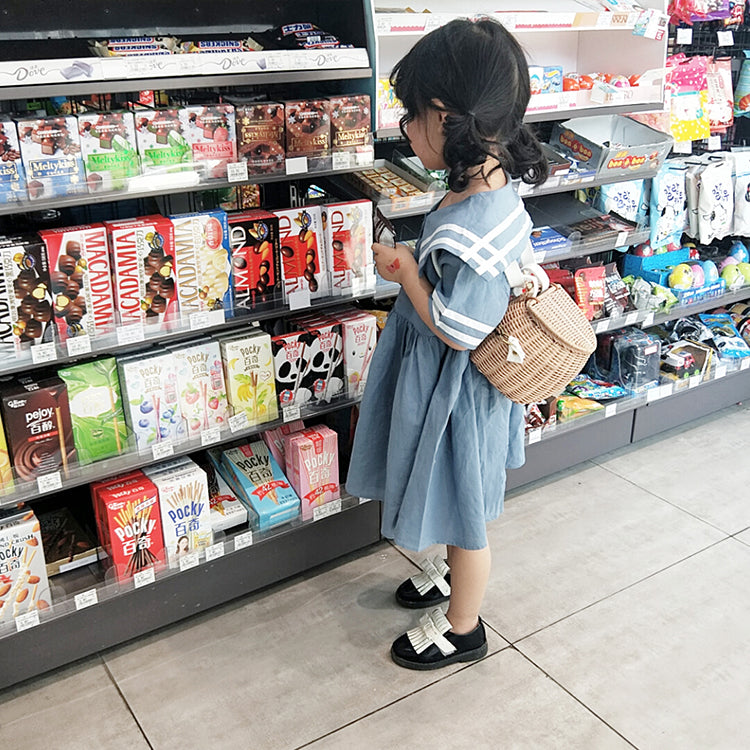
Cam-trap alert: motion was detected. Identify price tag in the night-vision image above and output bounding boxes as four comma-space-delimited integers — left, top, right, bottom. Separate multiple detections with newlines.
37, 471, 62, 494
715, 364, 728, 380
595, 320, 609, 334
179, 551, 199, 572
616, 231, 629, 247
234, 531, 254, 551
201, 427, 221, 446
676, 27, 693, 45
741, 358, 750, 371
134, 567, 155, 589
355, 147, 375, 166
283, 404, 301, 423
717, 30, 734, 47
660, 383, 673, 399
152, 441, 174, 461
313, 499, 343, 521
689, 375, 702, 389
74, 589, 98, 611
189, 311, 210, 330
66, 335, 92, 357
286, 156, 308, 175
227, 160, 249, 183
672, 141, 692, 155
643, 312, 655, 327
117, 323, 145, 346
31, 342, 57, 365
647, 387, 663, 403
605, 403, 617, 418
528, 428, 542, 445
625, 312, 639, 326
229, 411, 249, 433
205, 542, 225, 562
332, 151, 353, 170
707, 135, 722, 151
596, 12, 612, 27
15, 611, 40, 632
288, 288, 311, 311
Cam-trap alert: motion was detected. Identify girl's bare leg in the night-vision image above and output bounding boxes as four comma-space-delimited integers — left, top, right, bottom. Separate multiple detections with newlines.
445, 544, 491, 635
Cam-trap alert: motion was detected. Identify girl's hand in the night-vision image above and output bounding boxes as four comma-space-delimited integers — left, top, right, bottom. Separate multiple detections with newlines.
372, 242, 417, 284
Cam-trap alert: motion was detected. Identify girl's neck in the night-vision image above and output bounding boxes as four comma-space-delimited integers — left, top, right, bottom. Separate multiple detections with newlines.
440, 157, 507, 209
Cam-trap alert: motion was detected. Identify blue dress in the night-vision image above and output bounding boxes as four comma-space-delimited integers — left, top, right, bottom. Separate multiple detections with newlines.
346, 184, 531, 552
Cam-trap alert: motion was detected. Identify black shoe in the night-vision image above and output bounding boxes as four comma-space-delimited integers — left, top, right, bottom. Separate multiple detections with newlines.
395, 556, 451, 609
391, 609, 488, 671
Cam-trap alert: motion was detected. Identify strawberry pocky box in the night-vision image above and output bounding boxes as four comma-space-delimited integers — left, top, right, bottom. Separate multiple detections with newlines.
179, 104, 237, 179
78, 111, 140, 192
331, 310, 378, 398
322, 199, 374, 295
261, 419, 305, 473
38, 223, 115, 340
134, 109, 190, 174
106, 214, 178, 325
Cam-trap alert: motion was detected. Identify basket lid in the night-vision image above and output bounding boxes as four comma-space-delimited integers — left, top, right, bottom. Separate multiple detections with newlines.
525, 284, 597, 354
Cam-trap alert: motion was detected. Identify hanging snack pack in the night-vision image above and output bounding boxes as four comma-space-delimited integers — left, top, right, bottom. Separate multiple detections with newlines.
650, 162, 687, 248
734, 51, 750, 117
697, 158, 733, 245
595, 179, 647, 224
706, 57, 733, 133
574, 266, 607, 321
667, 55, 711, 142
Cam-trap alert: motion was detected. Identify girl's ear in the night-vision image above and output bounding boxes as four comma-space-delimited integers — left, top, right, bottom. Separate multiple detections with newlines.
430, 98, 449, 123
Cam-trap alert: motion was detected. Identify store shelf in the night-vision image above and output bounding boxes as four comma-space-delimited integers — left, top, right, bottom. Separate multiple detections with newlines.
525, 99, 665, 124
517, 169, 653, 200
0, 496, 381, 690
536, 227, 649, 266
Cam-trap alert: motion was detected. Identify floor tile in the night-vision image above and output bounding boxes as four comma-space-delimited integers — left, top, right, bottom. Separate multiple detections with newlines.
103, 544, 507, 750
0, 656, 148, 750
305, 648, 633, 750
595, 403, 750, 534
518, 539, 750, 750
735, 528, 750, 546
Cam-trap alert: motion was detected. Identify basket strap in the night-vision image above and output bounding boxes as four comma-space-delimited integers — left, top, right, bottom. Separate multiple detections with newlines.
505, 241, 550, 297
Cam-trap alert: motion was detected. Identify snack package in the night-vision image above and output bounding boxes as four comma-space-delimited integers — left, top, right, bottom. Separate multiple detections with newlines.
252, 23, 352, 50
556, 395, 604, 422
699, 313, 750, 359
271, 330, 314, 407
236, 102, 285, 175
603, 263, 630, 318
594, 180, 647, 224
331, 310, 378, 398
0, 117, 26, 203
284, 99, 331, 168
685, 162, 703, 240
261, 419, 306, 472
78, 111, 140, 192
566, 373, 629, 400
734, 50, 750, 117
328, 95, 371, 152
667, 55, 711, 142
574, 266, 607, 321
0, 410, 12, 489
650, 163, 688, 249
292, 316, 345, 403
197, 456, 248, 533
179, 104, 237, 179
134, 110, 190, 174
38, 506, 99, 576
706, 57, 734, 134
697, 158, 733, 244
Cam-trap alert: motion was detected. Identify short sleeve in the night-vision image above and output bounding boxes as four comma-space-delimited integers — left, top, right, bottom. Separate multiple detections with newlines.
427, 250, 512, 350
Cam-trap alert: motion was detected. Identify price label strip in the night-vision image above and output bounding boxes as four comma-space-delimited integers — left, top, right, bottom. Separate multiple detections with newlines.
234, 531, 254, 551
31, 342, 57, 365
134, 567, 156, 589
179, 551, 200, 572
15, 610, 41, 632
201, 427, 221, 446
205, 542, 225, 562
313, 499, 343, 522
117, 323, 145, 346
66, 335, 92, 357
37, 471, 63, 494
229, 411, 249, 433
152, 441, 175, 460
527, 428, 542, 445
283, 404, 301, 423
74, 589, 99, 611
227, 160, 249, 183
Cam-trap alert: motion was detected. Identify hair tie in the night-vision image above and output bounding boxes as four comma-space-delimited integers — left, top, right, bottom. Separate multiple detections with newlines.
466, 110, 477, 119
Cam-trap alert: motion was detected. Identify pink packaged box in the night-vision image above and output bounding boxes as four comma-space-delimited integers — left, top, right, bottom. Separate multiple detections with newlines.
260, 419, 305, 473
329, 310, 377, 398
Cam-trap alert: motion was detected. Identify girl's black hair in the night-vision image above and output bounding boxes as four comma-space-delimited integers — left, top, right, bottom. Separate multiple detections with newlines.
391, 18, 548, 192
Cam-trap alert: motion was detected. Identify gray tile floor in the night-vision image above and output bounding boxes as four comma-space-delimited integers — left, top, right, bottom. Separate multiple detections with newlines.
3, 403, 750, 750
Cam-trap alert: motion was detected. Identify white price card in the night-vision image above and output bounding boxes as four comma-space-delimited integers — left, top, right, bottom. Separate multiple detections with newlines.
74, 589, 98, 611
179, 551, 200, 572
15, 611, 40, 632
717, 30, 734, 46
676, 27, 693, 45
229, 411, 249, 433
313, 499, 343, 522
672, 141, 693, 155
660, 383, 673, 399
647, 387, 663, 403
616, 231, 629, 247
37, 471, 62, 494
31, 342, 57, 365
227, 160, 249, 183
707, 135, 722, 151
355, 147, 375, 166
689, 375, 702, 389
741, 358, 750, 371
605, 403, 618, 419
205, 542, 225, 562
117, 323, 145, 346
234, 531, 254, 551
528, 428, 542, 445
715, 365, 728, 380
152, 441, 174, 461
134, 567, 155, 589
595, 320, 609, 334
288, 288, 311, 311
283, 404, 301, 423
286, 156, 308, 175
332, 151, 353, 170
643, 312, 655, 327
189, 311, 210, 331
625, 312, 639, 326
66, 335, 92, 357
201, 427, 221, 446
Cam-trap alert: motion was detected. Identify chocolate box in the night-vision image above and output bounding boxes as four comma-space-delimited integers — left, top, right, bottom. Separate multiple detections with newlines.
0, 117, 26, 203
78, 111, 140, 192
284, 99, 331, 158
179, 105, 237, 180
134, 109, 190, 175
105, 214, 178, 325
236, 103, 285, 175
38, 223, 115, 341
322, 200, 374, 296
227, 209, 282, 309
38, 506, 99, 577
0, 375, 76, 481
16, 115, 86, 199
328, 95, 371, 151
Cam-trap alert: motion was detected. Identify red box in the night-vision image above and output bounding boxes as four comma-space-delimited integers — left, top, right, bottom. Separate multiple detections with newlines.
236, 103, 285, 175
323, 199, 374, 295
284, 99, 331, 156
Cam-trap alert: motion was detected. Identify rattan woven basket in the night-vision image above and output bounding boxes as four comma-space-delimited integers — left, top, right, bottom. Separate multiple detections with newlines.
470, 283, 597, 404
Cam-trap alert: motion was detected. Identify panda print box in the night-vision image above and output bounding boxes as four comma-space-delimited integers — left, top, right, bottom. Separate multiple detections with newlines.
294, 316, 344, 404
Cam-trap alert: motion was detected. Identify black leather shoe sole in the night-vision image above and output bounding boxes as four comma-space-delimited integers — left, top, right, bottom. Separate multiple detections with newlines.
395, 573, 451, 609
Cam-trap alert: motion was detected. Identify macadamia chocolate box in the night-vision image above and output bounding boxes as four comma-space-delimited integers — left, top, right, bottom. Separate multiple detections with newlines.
78, 111, 140, 192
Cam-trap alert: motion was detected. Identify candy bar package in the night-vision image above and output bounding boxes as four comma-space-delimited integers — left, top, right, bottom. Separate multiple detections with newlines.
0, 117, 26, 203
574, 266, 607, 321
38, 506, 98, 577
16, 115, 86, 199
91, 471, 167, 581
328, 95, 371, 151
118, 352, 186, 451
58, 357, 128, 464
292, 316, 345, 403
331, 310, 378, 398
106, 214, 178, 325
134, 110, 190, 174
0, 375, 76, 481
179, 105, 237, 180
227, 209, 282, 309
236, 103, 285, 175
284, 426, 340, 521
0, 235, 55, 352
144, 458, 212, 566
253, 23, 351, 50
78, 111, 140, 192
221, 441, 300, 531
261, 419, 306, 473
273, 205, 329, 299
271, 330, 314, 408
194, 455, 248, 533
284, 99, 331, 167
38, 223, 115, 340
0, 508, 51, 620
0, 410, 11, 489
322, 200, 374, 296
171, 338, 229, 438
170, 210, 232, 318
220, 330, 278, 425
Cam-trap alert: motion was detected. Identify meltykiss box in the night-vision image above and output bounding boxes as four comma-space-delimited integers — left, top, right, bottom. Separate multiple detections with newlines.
328, 95, 371, 151
134, 109, 190, 175
0, 117, 26, 203
179, 105, 237, 180
236, 103, 285, 175
323, 200, 374, 296
78, 111, 140, 192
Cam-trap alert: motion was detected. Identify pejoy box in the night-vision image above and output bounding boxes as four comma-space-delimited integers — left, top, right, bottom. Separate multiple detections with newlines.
0, 117, 26, 203
16, 115, 86, 199
227, 210, 282, 309
323, 199, 374, 295
170, 210, 233, 319
134, 109, 190, 174
236, 103, 286, 175
273, 205, 329, 300
0, 508, 51, 621
106, 214, 178, 325
38, 224, 115, 341
78, 111, 140, 192
179, 105, 237, 180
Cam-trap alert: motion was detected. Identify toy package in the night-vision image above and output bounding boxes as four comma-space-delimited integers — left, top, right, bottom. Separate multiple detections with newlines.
699, 313, 750, 359
566, 373, 630, 400
650, 163, 688, 249
591, 327, 662, 391
78, 111, 140, 192
697, 158, 733, 244
660, 339, 708, 381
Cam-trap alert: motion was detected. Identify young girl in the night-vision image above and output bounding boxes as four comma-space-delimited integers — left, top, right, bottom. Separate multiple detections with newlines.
345, 18, 548, 670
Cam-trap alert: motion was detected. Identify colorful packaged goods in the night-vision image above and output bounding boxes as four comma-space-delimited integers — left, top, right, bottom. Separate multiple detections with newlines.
0, 374, 76, 481
292, 315, 345, 403
271, 329, 313, 408
78, 111, 140, 192
284, 99, 331, 167
134, 109, 190, 174
16, 115, 86, 199
0, 508, 51, 620
179, 105, 237, 179
323, 199, 374, 295
236, 103, 285, 175
58, 357, 128, 464
328, 95, 371, 151
38, 223, 115, 340
38, 506, 99, 576
261, 419, 305, 473
331, 310, 378, 398
195, 455, 248, 533
0, 117, 26, 203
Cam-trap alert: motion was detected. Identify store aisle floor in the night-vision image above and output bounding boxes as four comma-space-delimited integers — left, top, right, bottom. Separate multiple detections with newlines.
3, 403, 750, 750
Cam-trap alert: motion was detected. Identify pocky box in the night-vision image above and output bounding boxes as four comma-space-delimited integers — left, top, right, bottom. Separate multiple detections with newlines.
331, 310, 378, 398
293, 316, 345, 403
78, 111, 140, 192
38, 223, 115, 340
322, 200, 374, 295
328, 95, 371, 151
236, 103, 285, 175
179, 104, 237, 179
0, 375, 76, 481
271, 330, 314, 408
227, 210, 282, 309
106, 214, 178, 325
219, 330, 278, 425
134, 109, 190, 174
273, 205, 329, 299
58, 357, 128, 464
0, 508, 51, 620
16, 115, 86, 199
261, 419, 305, 473
0, 117, 26, 203
170, 210, 232, 318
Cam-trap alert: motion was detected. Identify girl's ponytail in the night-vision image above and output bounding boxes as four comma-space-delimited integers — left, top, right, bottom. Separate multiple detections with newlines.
504, 123, 548, 187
